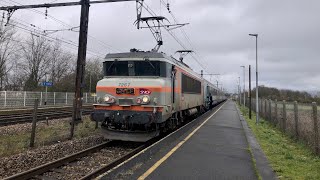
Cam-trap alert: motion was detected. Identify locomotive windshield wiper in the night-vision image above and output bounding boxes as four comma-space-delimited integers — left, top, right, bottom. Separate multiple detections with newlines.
144, 58, 155, 69
107, 59, 118, 72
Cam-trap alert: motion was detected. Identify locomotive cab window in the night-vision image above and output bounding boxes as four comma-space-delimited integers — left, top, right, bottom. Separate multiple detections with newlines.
104, 60, 168, 77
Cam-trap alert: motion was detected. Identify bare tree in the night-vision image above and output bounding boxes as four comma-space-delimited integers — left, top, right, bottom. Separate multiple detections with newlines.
49, 41, 75, 84
6, 60, 25, 91
0, 20, 18, 90
21, 34, 51, 91
85, 58, 103, 93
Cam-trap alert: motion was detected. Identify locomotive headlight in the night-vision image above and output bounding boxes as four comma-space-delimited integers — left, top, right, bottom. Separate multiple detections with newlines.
104, 95, 115, 104
142, 96, 150, 104
104, 95, 110, 102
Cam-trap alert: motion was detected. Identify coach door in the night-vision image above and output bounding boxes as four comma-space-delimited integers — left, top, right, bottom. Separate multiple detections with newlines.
171, 65, 176, 104
206, 85, 210, 108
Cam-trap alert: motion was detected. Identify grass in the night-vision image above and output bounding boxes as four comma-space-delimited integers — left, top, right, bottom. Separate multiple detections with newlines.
239, 105, 320, 180
247, 147, 262, 180
0, 116, 99, 157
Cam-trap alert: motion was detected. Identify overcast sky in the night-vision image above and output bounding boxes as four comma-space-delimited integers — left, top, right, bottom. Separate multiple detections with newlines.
1, 0, 319, 93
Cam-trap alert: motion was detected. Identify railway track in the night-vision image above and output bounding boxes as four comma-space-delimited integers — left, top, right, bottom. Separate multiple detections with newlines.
1, 102, 226, 180
0, 106, 93, 126
3, 140, 150, 180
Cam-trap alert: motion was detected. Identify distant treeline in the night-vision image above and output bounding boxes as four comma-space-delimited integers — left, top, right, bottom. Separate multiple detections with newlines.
250, 86, 320, 104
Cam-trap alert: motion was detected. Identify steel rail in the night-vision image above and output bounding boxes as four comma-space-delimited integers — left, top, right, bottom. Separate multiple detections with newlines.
80, 139, 156, 180
3, 141, 115, 180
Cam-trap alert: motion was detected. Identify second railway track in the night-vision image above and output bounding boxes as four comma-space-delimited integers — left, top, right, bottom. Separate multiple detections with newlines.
3, 140, 149, 180
0, 106, 93, 126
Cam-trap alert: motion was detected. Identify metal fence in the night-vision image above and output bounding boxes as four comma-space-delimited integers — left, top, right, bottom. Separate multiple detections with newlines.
243, 98, 320, 155
0, 91, 97, 108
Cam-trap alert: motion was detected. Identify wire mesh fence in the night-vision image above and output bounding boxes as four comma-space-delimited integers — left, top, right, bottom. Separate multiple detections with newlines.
0, 91, 97, 108
244, 98, 320, 155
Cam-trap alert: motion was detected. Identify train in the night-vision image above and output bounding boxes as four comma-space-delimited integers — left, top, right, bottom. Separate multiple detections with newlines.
91, 49, 226, 142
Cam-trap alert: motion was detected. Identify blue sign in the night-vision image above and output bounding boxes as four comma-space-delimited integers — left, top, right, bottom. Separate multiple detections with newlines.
42, 82, 53, 87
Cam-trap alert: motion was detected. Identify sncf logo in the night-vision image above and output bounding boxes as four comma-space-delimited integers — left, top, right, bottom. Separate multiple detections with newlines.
139, 88, 151, 95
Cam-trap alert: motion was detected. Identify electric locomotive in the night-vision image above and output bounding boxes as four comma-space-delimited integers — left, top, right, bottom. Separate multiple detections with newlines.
91, 49, 225, 142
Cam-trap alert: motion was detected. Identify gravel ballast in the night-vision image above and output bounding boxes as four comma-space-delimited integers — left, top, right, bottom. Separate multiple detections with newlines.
0, 135, 104, 179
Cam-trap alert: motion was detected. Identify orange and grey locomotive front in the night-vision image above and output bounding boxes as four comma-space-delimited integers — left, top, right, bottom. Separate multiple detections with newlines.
91, 51, 211, 142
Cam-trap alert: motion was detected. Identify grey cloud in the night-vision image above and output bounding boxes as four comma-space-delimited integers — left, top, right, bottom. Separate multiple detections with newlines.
5, 0, 320, 93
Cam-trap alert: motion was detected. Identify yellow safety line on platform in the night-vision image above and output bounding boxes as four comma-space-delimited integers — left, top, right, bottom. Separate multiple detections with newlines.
138, 101, 227, 180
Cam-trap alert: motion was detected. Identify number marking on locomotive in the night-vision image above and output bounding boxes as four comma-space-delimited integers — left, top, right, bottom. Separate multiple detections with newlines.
119, 83, 130, 87
116, 88, 135, 95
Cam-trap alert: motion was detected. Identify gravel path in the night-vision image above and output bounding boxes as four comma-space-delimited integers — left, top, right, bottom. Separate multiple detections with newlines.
0, 135, 104, 179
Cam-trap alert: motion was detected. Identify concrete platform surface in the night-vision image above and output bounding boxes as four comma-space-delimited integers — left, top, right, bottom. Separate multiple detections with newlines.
142, 100, 257, 180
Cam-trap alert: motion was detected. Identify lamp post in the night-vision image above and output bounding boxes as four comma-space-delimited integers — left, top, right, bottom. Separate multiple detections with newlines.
249, 33, 259, 124
238, 76, 241, 105
240, 65, 245, 106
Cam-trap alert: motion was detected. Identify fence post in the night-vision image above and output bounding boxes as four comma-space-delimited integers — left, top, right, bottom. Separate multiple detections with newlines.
30, 99, 39, 147
24, 91, 26, 107
264, 99, 267, 119
282, 100, 287, 132
259, 99, 264, 118
294, 101, 299, 139
40, 92, 42, 106
259, 99, 262, 117
262, 99, 265, 118
85, 93, 88, 103
70, 99, 76, 139
275, 99, 278, 126
312, 102, 319, 155
54, 92, 56, 105
259, 99, 261, 116
269, 99, 272, 122
261, 99, 264, 117
66, 92, 68, 105
4, 91, 6, 107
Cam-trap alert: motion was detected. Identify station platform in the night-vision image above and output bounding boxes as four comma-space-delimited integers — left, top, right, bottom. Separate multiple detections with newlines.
140, 100, 257, 179
102, 100, 271, 180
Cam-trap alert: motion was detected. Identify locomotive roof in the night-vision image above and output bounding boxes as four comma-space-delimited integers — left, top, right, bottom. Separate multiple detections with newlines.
105, 51, 168, 59
105, 51, 190, 68
104, 51, 222, 92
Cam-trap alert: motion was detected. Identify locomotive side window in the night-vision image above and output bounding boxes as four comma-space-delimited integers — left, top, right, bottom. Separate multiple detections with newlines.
182, 73, 201, 94
104, 60, 168, 77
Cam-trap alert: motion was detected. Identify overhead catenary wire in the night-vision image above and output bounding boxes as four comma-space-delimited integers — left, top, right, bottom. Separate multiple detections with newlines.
0, 7, 106, 59
2, 0, 211, 73
5, 0, 71, 27
141, 2, 208, 72
4, 21, 106, 59
3, 0, 122, 53
159, 0, 211, 72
